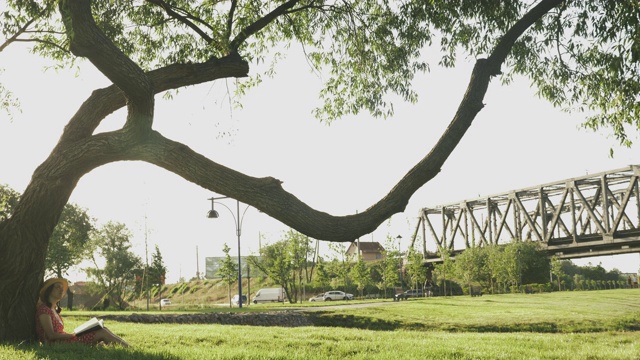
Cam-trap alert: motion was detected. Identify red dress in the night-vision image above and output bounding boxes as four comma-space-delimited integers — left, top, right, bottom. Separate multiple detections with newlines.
35, 303, 97, 344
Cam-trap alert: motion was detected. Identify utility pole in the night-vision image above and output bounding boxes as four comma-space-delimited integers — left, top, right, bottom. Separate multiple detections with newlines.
196, 246, 200, 280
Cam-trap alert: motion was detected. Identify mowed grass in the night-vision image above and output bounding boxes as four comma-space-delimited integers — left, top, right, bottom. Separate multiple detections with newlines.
2, 290, 639, 360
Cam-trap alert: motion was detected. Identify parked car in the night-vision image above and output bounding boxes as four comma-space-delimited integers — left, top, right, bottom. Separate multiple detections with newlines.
231, 294, 247, 306
160, 299, 171, 306
394, 289, 424, 301
252, 288, 287, 304
309, 293, 325, 302
323, 290, 350, 301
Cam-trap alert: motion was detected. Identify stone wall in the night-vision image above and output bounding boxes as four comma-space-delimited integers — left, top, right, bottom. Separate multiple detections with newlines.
102, 311, 313, 327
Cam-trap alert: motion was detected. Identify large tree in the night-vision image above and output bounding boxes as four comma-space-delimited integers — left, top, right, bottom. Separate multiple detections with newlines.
1, 0, 639, 341
86, 221, 143, 310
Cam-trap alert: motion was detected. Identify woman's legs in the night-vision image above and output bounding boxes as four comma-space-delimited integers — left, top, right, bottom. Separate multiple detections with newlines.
93, 327, 129, 347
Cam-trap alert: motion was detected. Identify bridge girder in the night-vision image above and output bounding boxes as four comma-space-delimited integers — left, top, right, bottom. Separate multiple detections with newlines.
411, 165, 640, 261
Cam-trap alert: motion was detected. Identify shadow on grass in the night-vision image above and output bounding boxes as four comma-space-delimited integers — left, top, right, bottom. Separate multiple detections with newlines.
5, 341, 180, 360
305, 312, 640, 333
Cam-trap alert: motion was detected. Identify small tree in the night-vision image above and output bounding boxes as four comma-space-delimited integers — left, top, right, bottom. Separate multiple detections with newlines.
312, 259, 331, 292
550, 256, 565, 291
350, 256, 370, 298
148, 245, 168, 286
454, 247, 486, 296
379, 250, 400, 298
434, 247, 455, 296
217, 243, 237, 308
405, 248, 428, 292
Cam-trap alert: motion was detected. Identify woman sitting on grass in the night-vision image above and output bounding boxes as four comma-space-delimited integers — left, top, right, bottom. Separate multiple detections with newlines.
35, 277, 129, 347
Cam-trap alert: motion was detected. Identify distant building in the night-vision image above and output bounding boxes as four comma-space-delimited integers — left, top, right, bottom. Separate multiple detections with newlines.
345, 241, 386, 262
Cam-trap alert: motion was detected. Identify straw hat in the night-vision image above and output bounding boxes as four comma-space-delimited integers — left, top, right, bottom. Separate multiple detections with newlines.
39, 278, 69, 302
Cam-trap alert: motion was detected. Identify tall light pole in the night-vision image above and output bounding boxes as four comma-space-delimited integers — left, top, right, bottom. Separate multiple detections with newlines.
208, 197, 251, 308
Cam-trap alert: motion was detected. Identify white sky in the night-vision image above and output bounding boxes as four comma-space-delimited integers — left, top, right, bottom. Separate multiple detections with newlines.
1, 39, 638, 284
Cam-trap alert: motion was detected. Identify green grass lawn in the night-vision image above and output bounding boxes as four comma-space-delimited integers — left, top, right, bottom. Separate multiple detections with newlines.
2, 290, 639, 359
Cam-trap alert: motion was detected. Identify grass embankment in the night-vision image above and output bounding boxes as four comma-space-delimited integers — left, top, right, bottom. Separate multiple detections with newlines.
2, 290, 639, 360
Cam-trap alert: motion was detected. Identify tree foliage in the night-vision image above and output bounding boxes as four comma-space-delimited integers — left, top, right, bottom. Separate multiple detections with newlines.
148, 244, 167, 286
377, 248, 400, 297
405, 247, 429, 290
248, 230, 315, 303
0, 184, 20, 222
453, 246, 487, 295
312, 259, 331, 291
45, 203, 94, 278
86, 221, 143, 310
350, 256, 370, 297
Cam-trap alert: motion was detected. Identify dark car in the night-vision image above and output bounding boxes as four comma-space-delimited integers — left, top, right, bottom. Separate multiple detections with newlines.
232, 294, 248, 306
394, 289, 424, 301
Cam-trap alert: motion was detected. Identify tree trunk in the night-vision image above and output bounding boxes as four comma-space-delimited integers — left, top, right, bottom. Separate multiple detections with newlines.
0, 181, 74, 340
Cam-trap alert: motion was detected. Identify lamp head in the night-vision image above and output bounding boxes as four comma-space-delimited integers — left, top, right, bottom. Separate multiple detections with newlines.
207, 209, 219, 218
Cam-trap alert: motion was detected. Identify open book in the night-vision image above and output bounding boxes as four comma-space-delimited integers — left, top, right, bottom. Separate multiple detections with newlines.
73, 317, 104, 336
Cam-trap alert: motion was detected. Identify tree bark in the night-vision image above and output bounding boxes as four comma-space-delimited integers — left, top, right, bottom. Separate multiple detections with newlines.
0, 0, 562, 341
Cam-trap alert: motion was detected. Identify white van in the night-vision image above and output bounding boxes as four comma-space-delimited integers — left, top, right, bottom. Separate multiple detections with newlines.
252, 287, 287, 304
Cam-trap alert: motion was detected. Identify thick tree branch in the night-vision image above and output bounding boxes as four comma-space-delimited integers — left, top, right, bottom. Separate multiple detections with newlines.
380, 0, 564, 213
226, 0, 238, 43
60, 0, 154, 134
133, 132, 387, 241
487, 0, 563, 70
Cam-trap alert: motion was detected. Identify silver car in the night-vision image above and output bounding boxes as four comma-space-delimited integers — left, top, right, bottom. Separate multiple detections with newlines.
323, 290, 349, 301
309, 293, 325, 302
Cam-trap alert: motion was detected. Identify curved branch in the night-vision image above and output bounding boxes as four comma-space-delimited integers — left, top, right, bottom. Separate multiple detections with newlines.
60, 0, 154, 134
383, 0, 564, 208
136, 132, 386, 241
487, 0, 563, 70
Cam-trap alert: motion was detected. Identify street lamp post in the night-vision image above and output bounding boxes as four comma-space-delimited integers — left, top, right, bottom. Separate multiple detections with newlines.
208, 197, 251, 308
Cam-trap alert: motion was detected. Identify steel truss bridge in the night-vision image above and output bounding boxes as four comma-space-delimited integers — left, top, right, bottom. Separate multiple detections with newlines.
410, 165, 640, 262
